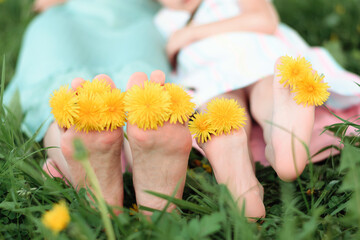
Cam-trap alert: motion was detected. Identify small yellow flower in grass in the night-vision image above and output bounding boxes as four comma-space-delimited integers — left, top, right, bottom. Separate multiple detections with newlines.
42, 201, 70, 234
77, 79, 112, 97
164, 83, 196, 124
202, 163, 212, 173
124, 81, 171, 130
292, 72, 330, 106
75, 92, 107, 132
101, 89, 126, 131
49, 85, 79, 128
277, 56, 312, 89
189, 112, 215, 143
206, 98, 247, 135
129, 203, 139, 215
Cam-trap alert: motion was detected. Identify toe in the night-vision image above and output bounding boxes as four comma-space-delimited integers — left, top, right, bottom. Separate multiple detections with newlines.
126, 72, 148, 90
71, 77, 86, 90
150, 70, 166, 85
93, 74, 116, 89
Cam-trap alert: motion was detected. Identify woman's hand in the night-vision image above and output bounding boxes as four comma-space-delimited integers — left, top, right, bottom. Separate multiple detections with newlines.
166, 27, 196, 68
33, 0, 67, 12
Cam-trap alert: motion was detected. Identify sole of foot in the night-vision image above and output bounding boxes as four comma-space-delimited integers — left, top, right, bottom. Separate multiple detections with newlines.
265, 59, 315, 181
200, 129, 266, 220
126, 70, 192, 215
60, 74, 124, 208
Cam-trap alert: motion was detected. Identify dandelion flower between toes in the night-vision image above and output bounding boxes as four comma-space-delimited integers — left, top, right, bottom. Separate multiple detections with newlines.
277, 55, 312, 89
75, 91, 106, 132
277, 55, 330, 106
292, 71, 330, 106
207, 98, 247, 135
188, 112, 216, 143
189, 98, 247, 143
101, 89, 126, 131
165, 83, 196, 124
49, 85, 79, 129
124, 81, 195, 130
49, 79, 126, 132
42, 201, 70, 234
124, 81, 172, 130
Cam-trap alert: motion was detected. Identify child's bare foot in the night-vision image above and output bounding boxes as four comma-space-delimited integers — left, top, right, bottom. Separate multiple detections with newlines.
60, 75, 124, 208
264, 60, 315, 181
126, 71, 192, 214
199, 129, 265, 220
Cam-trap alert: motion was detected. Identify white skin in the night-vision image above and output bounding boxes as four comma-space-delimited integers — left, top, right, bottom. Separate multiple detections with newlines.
158, 0, 320, 219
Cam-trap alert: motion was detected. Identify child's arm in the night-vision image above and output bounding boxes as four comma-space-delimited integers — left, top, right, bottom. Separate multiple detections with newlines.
194, 0, 279, 37
167, 0, 279, 63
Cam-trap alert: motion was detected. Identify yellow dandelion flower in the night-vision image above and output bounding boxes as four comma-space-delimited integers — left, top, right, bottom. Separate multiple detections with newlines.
206, 98, 247, 135
75, 92, 107, 132
277, 56, 312, 89
124, 81, 171, 130
164, 83, 195, 124
42, 201, 70, 234
129, 203, 139, 215
188, 112, 215, 143
202, 163, 212, 173
49, 85, 79, 129
77, 79, 111, 96
101, 89, 126, 131
292, 72, 330, 106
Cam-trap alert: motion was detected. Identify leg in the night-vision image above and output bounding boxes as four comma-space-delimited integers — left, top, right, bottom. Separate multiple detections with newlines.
247, 59, 314, 181
127, 71, 192, 214
197, 89, 265, 219
43, 74, 124, 208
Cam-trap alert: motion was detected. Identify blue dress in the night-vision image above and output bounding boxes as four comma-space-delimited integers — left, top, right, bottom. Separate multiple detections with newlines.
4, 0, 171, 140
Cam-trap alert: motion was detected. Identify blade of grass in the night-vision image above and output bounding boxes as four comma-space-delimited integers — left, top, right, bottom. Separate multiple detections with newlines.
144, 190, 212, 214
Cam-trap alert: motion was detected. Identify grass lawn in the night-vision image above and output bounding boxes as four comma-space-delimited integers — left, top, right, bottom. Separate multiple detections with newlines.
1, 0, 360, 239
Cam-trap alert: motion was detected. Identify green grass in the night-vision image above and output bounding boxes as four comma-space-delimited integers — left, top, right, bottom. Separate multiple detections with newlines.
1, 0, 360, 239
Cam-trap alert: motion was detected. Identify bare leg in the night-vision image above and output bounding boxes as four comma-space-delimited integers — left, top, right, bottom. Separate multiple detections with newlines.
197, 89, 265, 219
247, 59, 314, 181
127, 71, 192, 214
43, 74, 124, 208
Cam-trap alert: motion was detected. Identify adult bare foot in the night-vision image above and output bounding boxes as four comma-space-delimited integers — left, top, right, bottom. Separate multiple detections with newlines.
264, 59, 315, 181
126, 71, 192, 215
60, 74, 124, 208
199, 129, 265, 220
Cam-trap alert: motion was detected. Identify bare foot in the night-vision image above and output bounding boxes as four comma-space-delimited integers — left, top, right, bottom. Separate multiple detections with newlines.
60, 75, 124, 208
199, 129, 265, 220
126, 71, 192, 214
264, 59, 315, 181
